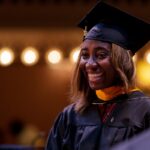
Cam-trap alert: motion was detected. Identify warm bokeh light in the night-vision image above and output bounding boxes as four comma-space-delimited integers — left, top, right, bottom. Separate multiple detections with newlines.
0, 47, 15, 66
70, 47, 80, 63
132, 54, 137, 63
21, 47, 39, 66
46, 49, 63, 64
136, 60, 150, 88
145, 51, 150, 64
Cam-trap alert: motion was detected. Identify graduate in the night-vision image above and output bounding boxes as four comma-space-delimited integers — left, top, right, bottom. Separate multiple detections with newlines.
45, 1, 150, 150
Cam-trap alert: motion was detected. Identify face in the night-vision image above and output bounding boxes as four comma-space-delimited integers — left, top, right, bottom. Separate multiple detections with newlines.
79, 39, 117, 90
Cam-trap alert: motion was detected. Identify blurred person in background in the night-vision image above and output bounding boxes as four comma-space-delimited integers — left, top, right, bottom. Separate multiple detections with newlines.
9, 119, 45, 147
45, 1, 150, 150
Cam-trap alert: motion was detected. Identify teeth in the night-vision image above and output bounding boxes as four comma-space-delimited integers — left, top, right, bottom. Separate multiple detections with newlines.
88, 73, 103, 78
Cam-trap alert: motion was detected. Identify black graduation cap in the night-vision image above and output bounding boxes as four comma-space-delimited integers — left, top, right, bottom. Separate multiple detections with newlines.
78, 0, 150, 54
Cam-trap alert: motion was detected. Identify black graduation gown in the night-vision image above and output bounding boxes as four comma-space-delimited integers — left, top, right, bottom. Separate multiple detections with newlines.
45, 91, 150, 150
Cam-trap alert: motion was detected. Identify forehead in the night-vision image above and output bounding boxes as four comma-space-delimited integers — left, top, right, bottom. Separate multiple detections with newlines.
81, 39, 112, 51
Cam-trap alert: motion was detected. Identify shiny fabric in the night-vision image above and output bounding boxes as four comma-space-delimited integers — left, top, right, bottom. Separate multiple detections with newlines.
45, 91, 150, 150
96, 86, 139, 101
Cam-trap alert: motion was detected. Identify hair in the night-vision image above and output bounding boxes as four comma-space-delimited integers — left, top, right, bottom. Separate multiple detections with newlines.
70, 43, 136, 113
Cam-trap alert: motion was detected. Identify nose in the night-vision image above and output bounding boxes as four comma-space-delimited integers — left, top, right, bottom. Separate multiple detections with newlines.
86, 57, 98, 71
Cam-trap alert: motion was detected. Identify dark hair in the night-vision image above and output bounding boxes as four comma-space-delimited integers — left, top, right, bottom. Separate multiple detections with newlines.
70, 43, 136, 113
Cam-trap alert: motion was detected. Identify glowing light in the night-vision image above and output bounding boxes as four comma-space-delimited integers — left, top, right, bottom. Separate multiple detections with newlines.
0, 47, 15, 66
136, 60, 150, 87
132, 54, 137, 63
145, 51, 150, 64
70, 47, 80, 63
46, 49, 62, 64
21, 47, 39, 66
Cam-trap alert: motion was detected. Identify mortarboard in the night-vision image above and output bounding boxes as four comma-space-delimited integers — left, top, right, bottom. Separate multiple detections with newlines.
78, 1, 150, 54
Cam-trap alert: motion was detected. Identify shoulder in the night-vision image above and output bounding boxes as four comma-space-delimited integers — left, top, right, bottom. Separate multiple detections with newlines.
62, 103, 76, 116
60, 103, 101, 125
127, 91, 150, 103
50, 103, 76, 129
58, 103, 77, 124
124, 91, 150, 113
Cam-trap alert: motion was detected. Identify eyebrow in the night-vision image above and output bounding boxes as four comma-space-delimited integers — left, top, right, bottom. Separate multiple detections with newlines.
80, 46, 88, 51
95, 47, 110, 53
81, 46, 110, 52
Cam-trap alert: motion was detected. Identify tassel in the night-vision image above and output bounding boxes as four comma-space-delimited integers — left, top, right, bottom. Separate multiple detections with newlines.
83, 26, 88, 37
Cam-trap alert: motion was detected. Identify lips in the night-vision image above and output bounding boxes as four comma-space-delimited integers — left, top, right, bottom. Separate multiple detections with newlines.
88, 73, 103, 82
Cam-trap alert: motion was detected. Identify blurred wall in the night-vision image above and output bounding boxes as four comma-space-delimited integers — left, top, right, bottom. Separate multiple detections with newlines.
0, 62, 72, 143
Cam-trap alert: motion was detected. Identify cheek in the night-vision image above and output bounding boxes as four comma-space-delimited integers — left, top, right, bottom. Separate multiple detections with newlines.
107, 65, 118, 83
79, 60, 87, 77
79, 59, 86, 70
101, 59, 116, 78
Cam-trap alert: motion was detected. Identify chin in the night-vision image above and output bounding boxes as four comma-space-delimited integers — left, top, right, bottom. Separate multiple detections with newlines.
89, 85, 104, 90
89, 83, 108, 90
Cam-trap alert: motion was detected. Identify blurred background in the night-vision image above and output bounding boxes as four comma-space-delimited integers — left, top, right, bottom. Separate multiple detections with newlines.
0, 0, 149, 147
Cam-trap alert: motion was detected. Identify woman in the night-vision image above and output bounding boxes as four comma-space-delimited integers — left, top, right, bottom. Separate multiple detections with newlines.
45, 1, 150, 150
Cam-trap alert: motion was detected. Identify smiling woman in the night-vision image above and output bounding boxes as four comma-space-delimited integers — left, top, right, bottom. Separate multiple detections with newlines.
45, 1, 150, 150
79, 40, 116, 90
72, 40, 136, 112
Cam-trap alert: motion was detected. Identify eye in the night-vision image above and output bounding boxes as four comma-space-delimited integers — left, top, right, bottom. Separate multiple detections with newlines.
81, 50, 89, 59
96, 51, 110, 59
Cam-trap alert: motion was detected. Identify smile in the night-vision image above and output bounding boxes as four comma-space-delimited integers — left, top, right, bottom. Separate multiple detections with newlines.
88, 73, 103, 82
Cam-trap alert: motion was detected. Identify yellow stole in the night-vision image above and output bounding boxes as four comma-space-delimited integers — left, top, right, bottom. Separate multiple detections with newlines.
96, 86, 139, 101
